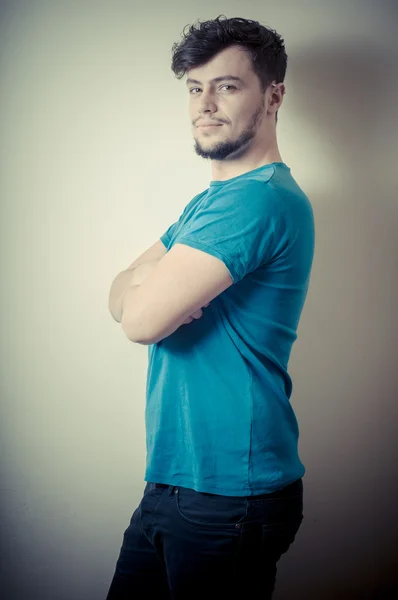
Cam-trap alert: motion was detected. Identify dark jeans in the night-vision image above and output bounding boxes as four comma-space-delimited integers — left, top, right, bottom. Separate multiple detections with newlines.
106, 478, 304, 600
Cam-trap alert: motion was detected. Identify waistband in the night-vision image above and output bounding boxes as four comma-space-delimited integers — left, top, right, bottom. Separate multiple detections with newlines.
147, 478, 302, 498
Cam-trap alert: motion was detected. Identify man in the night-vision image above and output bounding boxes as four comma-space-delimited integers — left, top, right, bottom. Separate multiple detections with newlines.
106, 15, 315, 600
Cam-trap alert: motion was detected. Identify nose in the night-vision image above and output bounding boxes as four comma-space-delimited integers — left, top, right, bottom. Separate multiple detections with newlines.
197, 90, 217, 115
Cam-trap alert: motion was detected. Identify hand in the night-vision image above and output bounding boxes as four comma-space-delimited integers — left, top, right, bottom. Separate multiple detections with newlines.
182, 302, 210, 324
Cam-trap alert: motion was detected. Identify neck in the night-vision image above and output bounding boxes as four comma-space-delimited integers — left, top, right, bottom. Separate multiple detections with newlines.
210, 122, 283, 181
211, 146, 283, 182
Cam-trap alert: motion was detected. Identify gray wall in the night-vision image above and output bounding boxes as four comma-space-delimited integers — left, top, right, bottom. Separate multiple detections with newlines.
1, 1, 397, 598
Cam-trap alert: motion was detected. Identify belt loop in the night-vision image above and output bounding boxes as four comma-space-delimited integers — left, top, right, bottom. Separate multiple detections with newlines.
169, 485, 176, 497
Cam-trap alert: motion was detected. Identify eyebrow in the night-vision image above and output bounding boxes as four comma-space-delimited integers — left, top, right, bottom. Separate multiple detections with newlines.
185, 75, 244, 87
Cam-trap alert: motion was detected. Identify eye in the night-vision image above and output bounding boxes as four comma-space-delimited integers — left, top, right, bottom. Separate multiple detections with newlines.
189, 85, 236, 94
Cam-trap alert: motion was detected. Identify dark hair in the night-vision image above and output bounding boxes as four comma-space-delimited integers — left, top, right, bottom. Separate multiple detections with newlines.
171, 15, 287, 120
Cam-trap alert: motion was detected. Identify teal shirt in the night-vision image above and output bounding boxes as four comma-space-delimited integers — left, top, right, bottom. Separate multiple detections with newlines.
144, 162, 315, 496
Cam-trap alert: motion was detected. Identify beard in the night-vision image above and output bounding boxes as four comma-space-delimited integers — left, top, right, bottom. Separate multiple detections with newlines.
193, 97, 265, 161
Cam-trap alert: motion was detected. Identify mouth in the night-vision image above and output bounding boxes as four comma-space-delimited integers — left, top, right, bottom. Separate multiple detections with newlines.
197, 124, 223, 130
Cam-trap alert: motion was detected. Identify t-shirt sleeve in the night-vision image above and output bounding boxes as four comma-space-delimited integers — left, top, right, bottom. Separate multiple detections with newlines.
175, 183, 290, 284
160, 221, 177, 249
160, 192, 205, 249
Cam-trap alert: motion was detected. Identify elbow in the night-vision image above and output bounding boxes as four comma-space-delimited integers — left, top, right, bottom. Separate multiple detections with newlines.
108, 292, 123, 323
121, 317, 139, 343
121, 314, 150, 345
109, 305, 122, 323
123, 324, 162, 346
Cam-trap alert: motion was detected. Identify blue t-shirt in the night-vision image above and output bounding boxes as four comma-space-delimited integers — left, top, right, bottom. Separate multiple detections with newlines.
144, 162, 315, 496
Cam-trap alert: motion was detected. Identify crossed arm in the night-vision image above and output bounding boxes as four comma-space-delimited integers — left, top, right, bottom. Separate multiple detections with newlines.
108, 239, 234, 345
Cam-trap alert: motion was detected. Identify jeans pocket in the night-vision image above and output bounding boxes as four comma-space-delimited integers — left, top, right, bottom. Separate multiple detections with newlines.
175, 487, 247, 529
261, 512, 304, 560
248, 489, 303, 524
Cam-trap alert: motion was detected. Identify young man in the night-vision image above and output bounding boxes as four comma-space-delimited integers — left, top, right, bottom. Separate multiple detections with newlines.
106, 15, 315, 600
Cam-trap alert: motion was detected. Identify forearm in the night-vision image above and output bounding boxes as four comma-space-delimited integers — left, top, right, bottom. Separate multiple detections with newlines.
112, 257, 211, 343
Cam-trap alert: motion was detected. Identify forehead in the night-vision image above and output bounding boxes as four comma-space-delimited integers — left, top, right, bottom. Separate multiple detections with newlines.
186, 45, 254, 85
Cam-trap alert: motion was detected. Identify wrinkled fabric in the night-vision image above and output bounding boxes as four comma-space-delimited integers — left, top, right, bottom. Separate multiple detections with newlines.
144, 163, 315, 496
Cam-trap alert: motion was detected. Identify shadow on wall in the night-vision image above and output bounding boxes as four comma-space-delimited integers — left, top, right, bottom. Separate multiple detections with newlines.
289, 40, 396, 183
275, 40, 398, 600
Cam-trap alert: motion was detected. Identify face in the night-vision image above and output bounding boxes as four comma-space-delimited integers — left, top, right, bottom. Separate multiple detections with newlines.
186, 45, 277, 161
